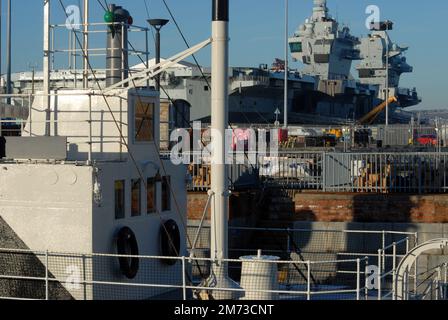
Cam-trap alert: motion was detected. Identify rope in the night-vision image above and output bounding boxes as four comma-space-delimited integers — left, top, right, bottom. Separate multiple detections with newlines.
57, 0, 189, 263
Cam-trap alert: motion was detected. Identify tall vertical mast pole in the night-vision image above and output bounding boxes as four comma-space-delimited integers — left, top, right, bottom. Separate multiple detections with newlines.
283, 0, 288, 128
43, 0, 51, 136
155, 29, 161, 91
0, 0, 2, 90
210, 0, 229, 269
385, 33, 389, 126
6, 0, 12, 103
208, 0, 242, 300
148, 19, 169, 91
83, 0, 89, 88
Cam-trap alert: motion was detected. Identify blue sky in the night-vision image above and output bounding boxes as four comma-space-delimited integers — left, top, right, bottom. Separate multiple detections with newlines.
2, 0, 447, 109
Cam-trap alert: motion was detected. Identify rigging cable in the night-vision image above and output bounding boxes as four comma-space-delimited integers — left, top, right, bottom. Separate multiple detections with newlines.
88, 0, 209, 284
57, 0, 192, 268
161, 0, 258, 171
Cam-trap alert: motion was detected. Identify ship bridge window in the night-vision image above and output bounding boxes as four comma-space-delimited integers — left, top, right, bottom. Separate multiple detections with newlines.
135, 100, 155, 142
290, 42, 303, 53
115, 180, 125, 220
131, 179, 141, 217
147, 178, 156, 214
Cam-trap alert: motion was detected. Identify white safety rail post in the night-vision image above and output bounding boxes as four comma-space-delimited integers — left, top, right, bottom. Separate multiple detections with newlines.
356, 258, 361, 300
377, 249, 382, 300
307, 261, 311, 301
45, 250, 49, 301
412, 234, 417, 296
364, 258, 369, 300
392, 242, 397, 300
182, 256, 187, 301
443, 264, 448, 300
88, 93, 92, 164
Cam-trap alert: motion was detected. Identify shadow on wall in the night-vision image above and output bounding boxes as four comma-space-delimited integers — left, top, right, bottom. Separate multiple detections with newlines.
345, 193, 417, 285
348, 193, 416, 252
0, 136, 5, 158
0, 217, 73, 300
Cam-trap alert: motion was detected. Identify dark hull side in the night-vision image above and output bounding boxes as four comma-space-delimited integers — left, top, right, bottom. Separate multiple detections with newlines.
225, 85, 416, 125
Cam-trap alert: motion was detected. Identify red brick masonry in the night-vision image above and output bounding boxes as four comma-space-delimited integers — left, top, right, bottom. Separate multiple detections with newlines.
188, 191, 259, 221
294, 192, 448, 223
188, 191, 448, 224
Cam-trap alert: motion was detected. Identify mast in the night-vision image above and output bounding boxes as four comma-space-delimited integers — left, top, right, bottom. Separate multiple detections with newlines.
43, 0, 51, 136
6, 0, 12, 103
0, 0, 2, 90
210, 0, 229, 271
283, 0, 288, 128
83, 0, 89, 88
385, 33, 389, 126
208, 0, 241, 300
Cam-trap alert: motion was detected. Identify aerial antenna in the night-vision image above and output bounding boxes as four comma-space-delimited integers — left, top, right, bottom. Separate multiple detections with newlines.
43, 0, 51, 135
82, 0, 89, 88
284, 0, 289, 128
6, 0, 12, 104
336, 4, 339, 22
0, 0, 2, 88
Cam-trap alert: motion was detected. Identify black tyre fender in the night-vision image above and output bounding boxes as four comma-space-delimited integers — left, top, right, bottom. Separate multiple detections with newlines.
116, 227, 139, 279
160, 219, 181, 266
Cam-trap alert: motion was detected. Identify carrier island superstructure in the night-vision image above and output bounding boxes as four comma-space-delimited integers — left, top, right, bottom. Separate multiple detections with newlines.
8, 0, 421, 126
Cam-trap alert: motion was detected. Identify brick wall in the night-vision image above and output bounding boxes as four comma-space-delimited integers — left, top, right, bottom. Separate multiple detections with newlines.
188, 191, 259, 223
189, 190, 448, 224
188, 192, 211, 221
294, 192, 448, 223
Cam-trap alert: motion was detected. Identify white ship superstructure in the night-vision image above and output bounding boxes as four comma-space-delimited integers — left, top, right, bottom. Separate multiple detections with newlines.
0, 2, 188, 300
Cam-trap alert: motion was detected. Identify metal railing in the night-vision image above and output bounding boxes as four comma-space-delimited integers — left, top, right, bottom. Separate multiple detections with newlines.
187, 224, 419, 300
375, 237, 413, 300
0, 247, 369, 301
188, 225, 418, 257
50, 21, 150, 88
185, 150, 448, 193
0, 92, 128, 163
413, 263, 448, 300
323, 151, 448, 193
0, 226, 430, 300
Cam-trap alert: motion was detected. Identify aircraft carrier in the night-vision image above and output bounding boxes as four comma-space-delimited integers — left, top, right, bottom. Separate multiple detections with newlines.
8, 0, 420, 127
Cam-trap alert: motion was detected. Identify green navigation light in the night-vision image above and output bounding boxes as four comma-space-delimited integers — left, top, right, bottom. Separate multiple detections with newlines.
104, 11, 115, 23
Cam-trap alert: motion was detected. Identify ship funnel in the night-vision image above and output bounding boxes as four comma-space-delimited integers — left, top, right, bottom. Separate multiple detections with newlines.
105, 4, 131, 87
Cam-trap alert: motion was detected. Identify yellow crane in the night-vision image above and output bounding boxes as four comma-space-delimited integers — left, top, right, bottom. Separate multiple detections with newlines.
358, 96, 399, 125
